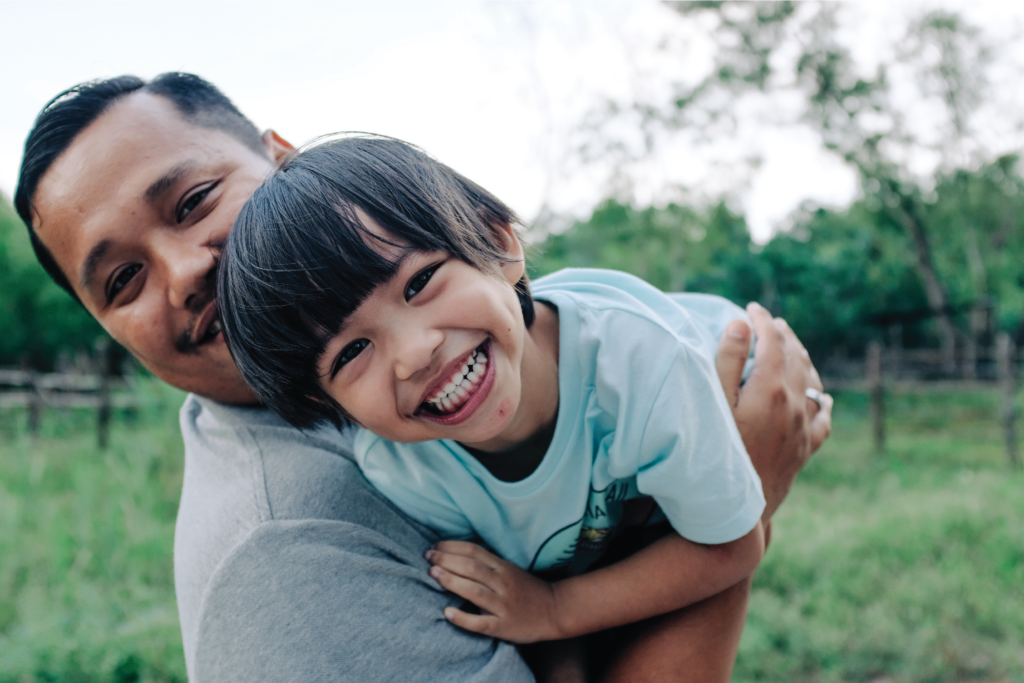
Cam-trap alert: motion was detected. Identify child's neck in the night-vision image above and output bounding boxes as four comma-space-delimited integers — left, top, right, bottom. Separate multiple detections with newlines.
459, 300, 560, 481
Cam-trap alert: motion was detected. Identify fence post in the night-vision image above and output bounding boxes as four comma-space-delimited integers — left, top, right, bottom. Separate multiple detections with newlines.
996, 333, 1019, 469
96, 338, 112, 450
27, 368, 41, 440
887, 323, 902, 379
867, 340, 884, 455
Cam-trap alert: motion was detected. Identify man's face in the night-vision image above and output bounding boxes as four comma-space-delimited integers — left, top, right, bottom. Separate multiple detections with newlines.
31, 93, 289, 403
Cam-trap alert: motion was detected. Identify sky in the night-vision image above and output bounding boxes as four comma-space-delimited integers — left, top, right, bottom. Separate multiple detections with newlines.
2, 1, 1023, 242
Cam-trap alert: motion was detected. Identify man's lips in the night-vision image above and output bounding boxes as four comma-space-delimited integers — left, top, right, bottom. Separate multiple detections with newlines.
191, 299, 222, 347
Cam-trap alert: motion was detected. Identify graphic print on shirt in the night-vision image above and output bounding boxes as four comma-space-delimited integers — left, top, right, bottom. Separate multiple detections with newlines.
529, 477, 649, 574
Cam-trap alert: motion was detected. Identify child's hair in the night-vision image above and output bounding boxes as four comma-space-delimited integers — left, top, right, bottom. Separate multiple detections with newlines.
218, 134, 535, 429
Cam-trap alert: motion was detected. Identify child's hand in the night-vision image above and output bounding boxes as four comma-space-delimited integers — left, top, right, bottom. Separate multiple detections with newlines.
426, 541, 563, 644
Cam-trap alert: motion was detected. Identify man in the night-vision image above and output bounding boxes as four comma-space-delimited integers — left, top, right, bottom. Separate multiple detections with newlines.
15, 72, 831, 682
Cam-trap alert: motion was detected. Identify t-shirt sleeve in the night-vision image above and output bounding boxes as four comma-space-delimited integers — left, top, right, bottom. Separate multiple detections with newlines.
191, 519, 533, 683
598, 315, 765, 545
356, 433, 476, 541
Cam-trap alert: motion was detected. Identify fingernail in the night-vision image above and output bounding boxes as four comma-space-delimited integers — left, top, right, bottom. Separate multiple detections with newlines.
728, 324, 748, 340
424, 550, 434, 561
443, 607, 454, 620
429, 567, 441, 579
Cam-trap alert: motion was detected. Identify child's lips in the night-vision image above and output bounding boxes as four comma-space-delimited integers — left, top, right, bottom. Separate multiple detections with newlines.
416, 340, 496, 427
419, 342, 489, 415
417, 341, 486, 409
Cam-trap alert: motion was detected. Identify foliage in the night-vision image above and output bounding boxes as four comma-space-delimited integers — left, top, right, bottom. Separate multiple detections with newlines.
574, 2, 1024, 359
531, 153, 1024, 362
530, 199, 762, 302
0, 194, 106, 370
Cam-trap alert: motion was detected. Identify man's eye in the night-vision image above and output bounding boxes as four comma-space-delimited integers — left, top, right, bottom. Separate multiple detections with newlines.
405, 264, 441, 300
177, 183, 216, 223
108, 264, 142, 301
332, 339, 370, 378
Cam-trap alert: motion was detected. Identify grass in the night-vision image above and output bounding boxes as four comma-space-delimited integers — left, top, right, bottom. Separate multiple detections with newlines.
737, 387, 1024, 683
0, 382, 1021, 682
0, 379, 188, 683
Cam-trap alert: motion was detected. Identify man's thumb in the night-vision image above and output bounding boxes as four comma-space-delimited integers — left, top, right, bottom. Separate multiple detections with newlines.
716, 319, 751, 408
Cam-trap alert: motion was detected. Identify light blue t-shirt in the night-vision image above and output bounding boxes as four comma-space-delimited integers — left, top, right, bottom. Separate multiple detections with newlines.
355, 268, 765, 575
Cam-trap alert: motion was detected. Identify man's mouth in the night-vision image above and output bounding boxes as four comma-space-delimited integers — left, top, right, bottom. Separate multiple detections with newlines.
419, 342, 490, 416
191, 300, 223, 347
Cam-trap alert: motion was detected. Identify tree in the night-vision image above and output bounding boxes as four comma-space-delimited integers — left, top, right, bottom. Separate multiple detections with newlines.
0, 194, 106, 370
576, 2, 1022, 364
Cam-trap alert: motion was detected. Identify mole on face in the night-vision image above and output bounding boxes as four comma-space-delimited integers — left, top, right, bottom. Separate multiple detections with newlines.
498, 397, 513, 418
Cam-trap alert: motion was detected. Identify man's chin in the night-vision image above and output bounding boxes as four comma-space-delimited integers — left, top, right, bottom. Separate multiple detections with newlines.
144, 342, 260, 406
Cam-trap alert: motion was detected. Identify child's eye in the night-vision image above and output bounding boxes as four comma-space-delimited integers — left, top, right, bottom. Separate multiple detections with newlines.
405, 263, 441, 301
330, 339, 370, 379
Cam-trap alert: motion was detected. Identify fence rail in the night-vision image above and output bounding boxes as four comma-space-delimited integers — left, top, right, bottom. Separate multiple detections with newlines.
823, 333, 1020, 469
0, 343, 136, 448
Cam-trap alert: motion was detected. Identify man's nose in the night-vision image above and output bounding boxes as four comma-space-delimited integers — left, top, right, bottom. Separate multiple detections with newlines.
393, 328, 444, 382
162, 237, 217, 311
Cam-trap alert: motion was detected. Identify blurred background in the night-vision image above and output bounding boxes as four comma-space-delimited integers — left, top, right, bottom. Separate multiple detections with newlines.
1, 2, 1022, 682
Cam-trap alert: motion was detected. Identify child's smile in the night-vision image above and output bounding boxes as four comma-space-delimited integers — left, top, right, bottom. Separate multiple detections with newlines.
316, 216, 560, 454
417, 340, 493, 423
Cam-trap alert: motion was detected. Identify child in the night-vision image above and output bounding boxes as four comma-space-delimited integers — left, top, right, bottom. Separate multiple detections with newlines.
218, 135, 766, 661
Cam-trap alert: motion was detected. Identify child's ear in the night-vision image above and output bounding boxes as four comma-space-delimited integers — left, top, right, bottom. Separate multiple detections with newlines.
492, 221, 526, 285
261, 129, 295, 165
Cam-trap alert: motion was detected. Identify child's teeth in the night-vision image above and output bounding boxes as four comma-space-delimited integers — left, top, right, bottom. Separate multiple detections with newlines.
423, 345, 493, 415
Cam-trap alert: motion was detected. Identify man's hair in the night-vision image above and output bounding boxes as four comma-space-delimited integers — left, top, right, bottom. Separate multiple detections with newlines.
14, 72, 266, 303
219, 134, 535, 429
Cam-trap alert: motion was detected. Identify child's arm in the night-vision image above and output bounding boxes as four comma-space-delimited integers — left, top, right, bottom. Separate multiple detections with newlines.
425, 519, 765, 644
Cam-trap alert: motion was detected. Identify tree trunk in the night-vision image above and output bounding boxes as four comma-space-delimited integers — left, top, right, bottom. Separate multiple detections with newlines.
887, 182, 958, 372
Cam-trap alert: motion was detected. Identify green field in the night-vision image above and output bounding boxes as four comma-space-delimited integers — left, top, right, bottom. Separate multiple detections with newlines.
0, 382, 1021, 682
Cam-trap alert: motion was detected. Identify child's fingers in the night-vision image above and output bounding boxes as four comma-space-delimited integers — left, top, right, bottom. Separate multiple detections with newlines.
429, 565, 501, 613
428, 550, 500, 588
443, 606, 502, 638
431, 541, 502, 569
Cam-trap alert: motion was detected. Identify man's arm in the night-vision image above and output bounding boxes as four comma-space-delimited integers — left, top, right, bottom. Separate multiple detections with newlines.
190, 519, 534, 683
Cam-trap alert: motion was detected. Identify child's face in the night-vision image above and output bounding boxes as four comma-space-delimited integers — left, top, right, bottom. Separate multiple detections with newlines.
316, 214, 529, 447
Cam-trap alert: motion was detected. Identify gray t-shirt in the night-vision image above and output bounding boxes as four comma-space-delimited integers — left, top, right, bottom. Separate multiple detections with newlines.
174, 394, 532, 682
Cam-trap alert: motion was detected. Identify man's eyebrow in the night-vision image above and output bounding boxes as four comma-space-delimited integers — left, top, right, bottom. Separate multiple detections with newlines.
80, 238, 112, 291
144, 161, 198, 205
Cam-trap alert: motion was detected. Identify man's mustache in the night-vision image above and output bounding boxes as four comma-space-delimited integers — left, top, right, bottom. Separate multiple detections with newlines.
174, 267, 218, 356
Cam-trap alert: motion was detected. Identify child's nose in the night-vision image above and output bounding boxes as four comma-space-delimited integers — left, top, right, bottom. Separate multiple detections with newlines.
393, 329, 443, 381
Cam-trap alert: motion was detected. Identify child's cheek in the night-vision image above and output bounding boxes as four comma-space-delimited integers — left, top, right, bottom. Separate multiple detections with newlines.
497, 397, 513, 419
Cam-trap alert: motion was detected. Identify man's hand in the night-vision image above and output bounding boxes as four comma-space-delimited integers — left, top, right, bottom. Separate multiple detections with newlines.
715, 303, 833, 521
426, 541, 562, 644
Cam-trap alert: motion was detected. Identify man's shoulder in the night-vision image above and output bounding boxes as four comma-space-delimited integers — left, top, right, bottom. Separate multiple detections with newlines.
175, 394, 437, 678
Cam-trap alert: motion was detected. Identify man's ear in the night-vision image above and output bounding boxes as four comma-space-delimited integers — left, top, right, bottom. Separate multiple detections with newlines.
261, 129, 295, 166
493, 221, 526, 284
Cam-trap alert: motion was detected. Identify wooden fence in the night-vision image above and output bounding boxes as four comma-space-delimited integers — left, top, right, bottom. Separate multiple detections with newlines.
0, 342, 136, 448
822, 332, 1021, 469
